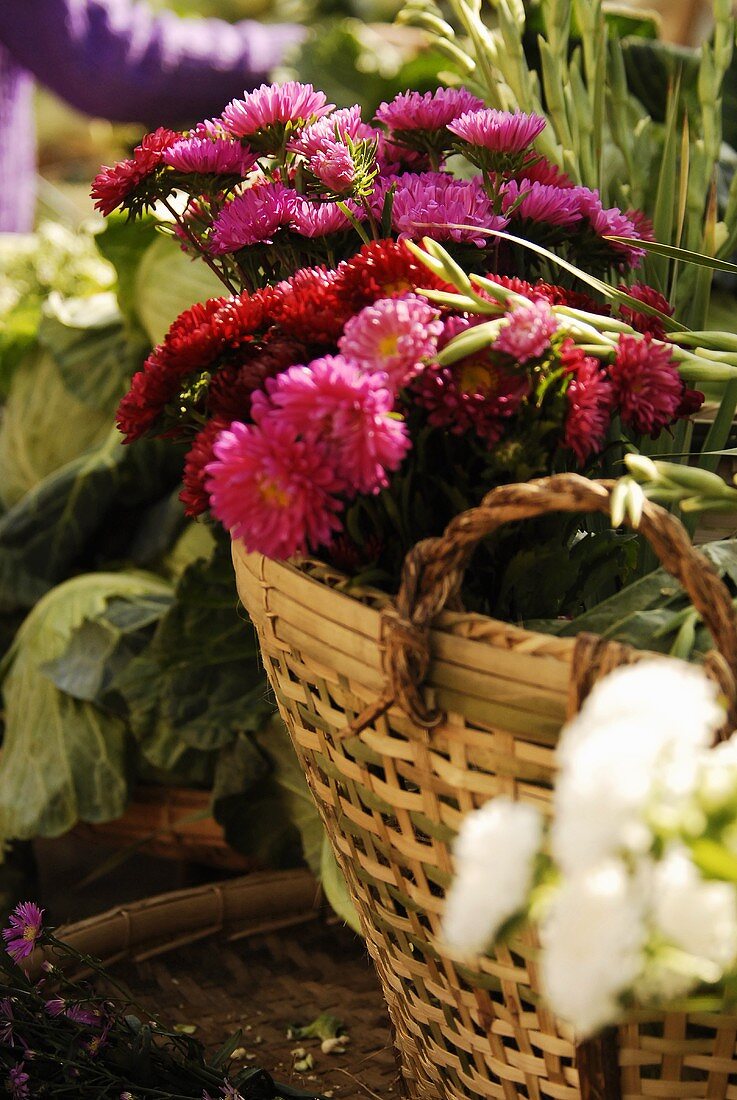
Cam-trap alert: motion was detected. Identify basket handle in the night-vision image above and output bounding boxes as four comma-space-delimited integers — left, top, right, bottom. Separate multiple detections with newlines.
370, 472, 737, 731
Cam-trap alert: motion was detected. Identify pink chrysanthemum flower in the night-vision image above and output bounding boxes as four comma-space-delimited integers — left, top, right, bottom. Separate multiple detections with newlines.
494, 300, 558, 362
375, 88, 485, 133
574, 188, 645, 265
448, 109, 546, 155
287, 196, 359, 237
209, 183, 292, 252
388, 171, 508, 247
561, 339, 614, 465
206, 420, 346, 559
503, 179, 583, 227
514, 154, 575, 189
251, 355, 411, 493
338, 295, 443, 391
618, 282, 674, 339
289, 105, 374, 158
162, 136, 258, 176
309, 142, 356, 193
3, 902, 44, 964
221, 82, 334, 140
609, 333, 682, 435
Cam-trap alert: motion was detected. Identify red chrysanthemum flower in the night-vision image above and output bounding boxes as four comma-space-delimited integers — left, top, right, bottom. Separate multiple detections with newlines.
271, 266, 350, 345
482, 274, 608, 316
675, 386, 705, 419
609, 333, 683, 436
334, 239, 451, 314
91, 127, 178, 216
560, 338, 614, 465
180, 418, 230, 517
207, 335, 305, 421
413, 350, 529, 444
618, 282, 674, 339
116, 297, 226, 442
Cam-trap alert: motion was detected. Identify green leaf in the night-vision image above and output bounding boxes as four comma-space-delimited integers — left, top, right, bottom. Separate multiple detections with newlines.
134, 235, 225, 346
212, 719, 323, 870
111, 530, 274, 756
0, 572, 170, 842
0, 430, 184, 614
321, 838, 361, 934
0, 296, 41, 397
94, 213, 158, 335
606, 235, 737, 275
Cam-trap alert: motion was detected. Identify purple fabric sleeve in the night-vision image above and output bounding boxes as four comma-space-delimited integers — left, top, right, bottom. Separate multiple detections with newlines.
0, 0, 306, 126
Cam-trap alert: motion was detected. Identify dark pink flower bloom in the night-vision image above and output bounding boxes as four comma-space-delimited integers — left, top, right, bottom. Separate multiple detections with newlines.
206, 420, 346, 559
338, 295, 443, 391
209, 183, 292, 252
503, 179, 583, 227
221, 82, 333, 139
309, 142, 356, 192
617, 282, 673, 339
494, 299, 558, 362
287, 196, 359, 237
375, 88, 484, 132
289, 106, 374, 158
3, 902, 44, 963
448, 109, 546, 154
610, 333, 682, 435
91, 127, 178, 216
66, 1004, 103, 1027
413, 353, 529, 445
574, 188, 645, 265
561, 339, 614, 465
252, 354, 410, 493
162, 136, 258, 176
387, 171, 508, 247
44, 998, 66, 1017
7, 1063, 29, 1100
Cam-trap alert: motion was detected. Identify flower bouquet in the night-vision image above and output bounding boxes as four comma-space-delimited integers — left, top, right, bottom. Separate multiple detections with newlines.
95, 0, 737, 1091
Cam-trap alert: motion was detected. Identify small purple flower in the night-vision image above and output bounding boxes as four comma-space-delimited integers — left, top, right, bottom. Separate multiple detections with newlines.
3, 902, 44, 964
494, 299, 558, 362
221, 82, 334, 141
0, 998, 15, 1046
338, 294, 443, 391
387, 171, 508, 248
66, 1003, 103, 1027
375, 88, 484, 133
502, 179, 583, 228
162, 136, 258, 177
209, 183, 292, 253
287, 196, 359, 238
7, 1064, 30, 1100
44, 997, 66, 1017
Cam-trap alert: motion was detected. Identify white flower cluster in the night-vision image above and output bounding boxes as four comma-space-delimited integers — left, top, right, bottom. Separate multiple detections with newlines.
441, 658, 737, 1037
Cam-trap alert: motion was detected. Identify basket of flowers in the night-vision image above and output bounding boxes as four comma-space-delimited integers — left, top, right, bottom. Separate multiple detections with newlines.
93, 0, 737, 1092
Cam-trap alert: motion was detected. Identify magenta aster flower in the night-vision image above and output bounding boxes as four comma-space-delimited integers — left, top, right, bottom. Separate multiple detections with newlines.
514, 154, 575, 189
338, 295, 443, 391
503, 179, 583, 228
290, 105, 374, 158
209, 183, 292, 253
574, 188, 645, 266
3, 902, 44, 963
207, 419, 346, 559
388, 171, 508, 247
609, 333, 682, 435
561, 339, 614, 465
221, 82, 334, 142
162, 136, 258, 176
287, 196, 358, 237
413, 354, 529, 444
309, 142, 356, 193
375, 88, 484, 133
44, 998, 66, 1017
252, 355, 410, 493
448, 109, 546, 163
494, 299, 558, 362
66, 1004, 103, 1027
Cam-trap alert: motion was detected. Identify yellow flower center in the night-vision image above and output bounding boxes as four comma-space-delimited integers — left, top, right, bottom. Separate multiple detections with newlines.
458, 354, 499, 396
378, 334, 399, 359
257, 476, 290, 508
23, 926, 38, 941
381, 279, 411, 296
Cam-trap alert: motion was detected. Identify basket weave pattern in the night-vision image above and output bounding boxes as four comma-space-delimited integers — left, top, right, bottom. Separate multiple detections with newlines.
233, 475, 737, 1100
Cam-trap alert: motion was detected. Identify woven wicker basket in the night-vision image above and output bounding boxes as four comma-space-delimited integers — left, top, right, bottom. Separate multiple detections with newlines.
233, 473, 737, 1100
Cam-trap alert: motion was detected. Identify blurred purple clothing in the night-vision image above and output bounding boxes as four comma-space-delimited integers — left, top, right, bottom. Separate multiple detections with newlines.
0, 0, 304, 231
